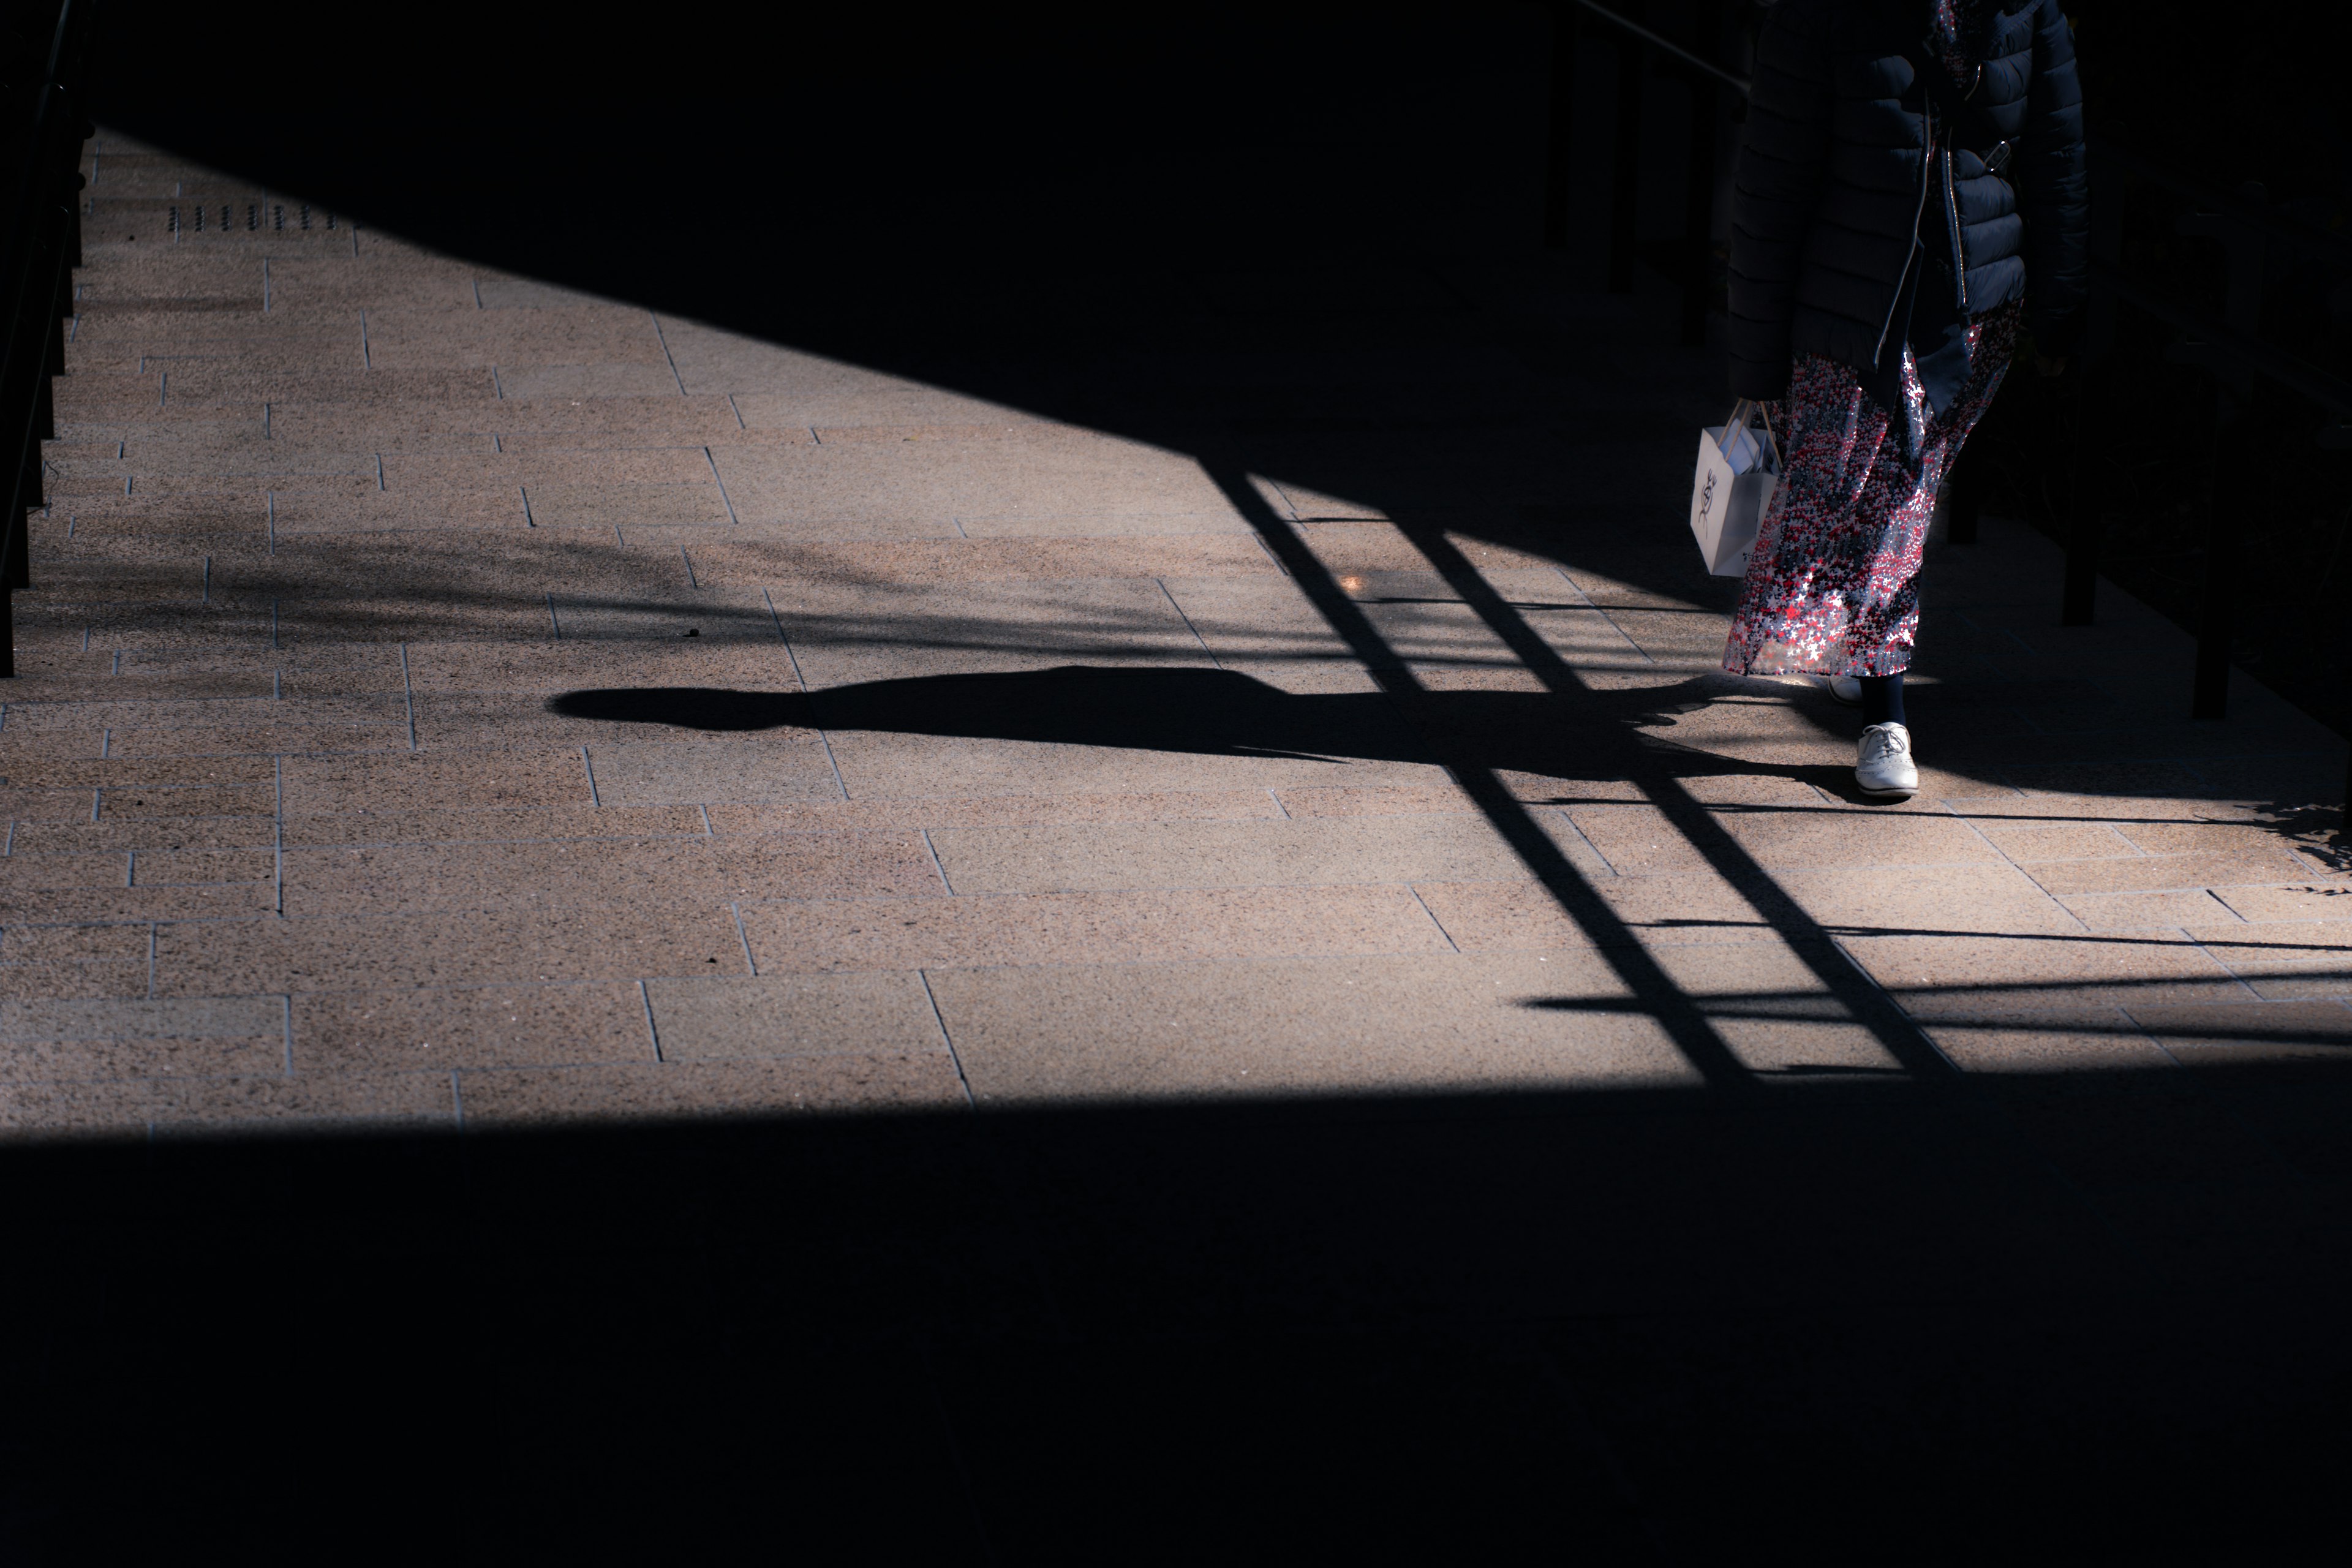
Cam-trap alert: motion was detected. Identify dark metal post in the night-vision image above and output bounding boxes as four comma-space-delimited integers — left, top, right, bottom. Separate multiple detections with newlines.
2082, 141, 2122, 364
2059, 366, 2099, 623
1607, 17, 1646, 294
2062, 144, 2124, 622
2172, 195, 2262, 716
1543, 5, 1578, 250
2190, 393, 2241, 720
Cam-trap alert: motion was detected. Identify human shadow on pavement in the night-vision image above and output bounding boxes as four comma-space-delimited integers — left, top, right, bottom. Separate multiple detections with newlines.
549, 665, 1831, 790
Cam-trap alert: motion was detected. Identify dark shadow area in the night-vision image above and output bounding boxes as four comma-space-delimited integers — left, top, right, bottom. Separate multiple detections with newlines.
7, 1061, 2352, 1560
82, 1, 1697, 576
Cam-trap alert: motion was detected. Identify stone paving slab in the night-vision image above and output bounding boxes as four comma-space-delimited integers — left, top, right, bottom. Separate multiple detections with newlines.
2, 130, 2347, 1139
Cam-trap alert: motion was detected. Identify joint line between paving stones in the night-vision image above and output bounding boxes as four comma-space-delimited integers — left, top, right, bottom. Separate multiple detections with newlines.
638, 980, 664, 1061
1934, 797, 2095, 935
399, 643, 416, 748
922, 829, 955, 895
2108, 1003, 2195, 1071
1548, 562, 1654, 666
703, 447, 739, 524
1248, 526, 1290, 576
280, 995, 293, 1075
731, 902, 758, 975
358, 309, 371, 370
1199, 459, 1754, 1090
727, 393, 745, 429
652, 314, 688, 396
545, 592, 559, 636
681, 547, 699, 588
918, 969, 977, 1109
1408, 884, 1462, 952
768, 588, 853, 799
266, 491, 276, 553
273, 755, 285, 916
1387, 503, 1958, 1082
522, 486, 537, 527
1156, 576, 1222, 669
2179, 927, 2267, 1003
1553, 808, 1621, 876
450, 1068, 465, 1128
581, 747, 601, 808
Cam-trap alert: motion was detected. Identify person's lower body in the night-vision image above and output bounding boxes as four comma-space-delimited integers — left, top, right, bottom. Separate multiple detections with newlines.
1721, 303, 2021, 799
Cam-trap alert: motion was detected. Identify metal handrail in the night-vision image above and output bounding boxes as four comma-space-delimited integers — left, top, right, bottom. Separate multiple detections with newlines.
2095, 263, 2352, 420
1571, 1, 1752, 97
2098, 138, 2352, 269
1, 0, 96, 677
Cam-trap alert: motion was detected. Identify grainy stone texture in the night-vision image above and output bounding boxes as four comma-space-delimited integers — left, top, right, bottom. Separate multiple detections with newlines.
6, 131, 2348, 1139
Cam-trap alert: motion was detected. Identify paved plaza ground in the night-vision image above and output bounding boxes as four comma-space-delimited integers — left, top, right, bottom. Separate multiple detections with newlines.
6, 126, 2351, 1555
9, 131, 2347, 1135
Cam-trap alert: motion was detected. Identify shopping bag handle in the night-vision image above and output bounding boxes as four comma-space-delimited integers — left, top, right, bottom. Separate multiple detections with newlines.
1716, 399, 1751, 459
1716, 399, 1782, 472
1721, 400, 1779, 459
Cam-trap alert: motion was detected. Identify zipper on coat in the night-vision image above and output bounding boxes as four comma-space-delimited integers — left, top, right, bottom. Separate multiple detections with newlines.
1872, 97, 1935, 369
1942, 147, 1968, 312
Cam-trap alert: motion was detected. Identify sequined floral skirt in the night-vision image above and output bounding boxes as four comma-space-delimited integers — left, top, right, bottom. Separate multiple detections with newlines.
1722, 303, 2020, 679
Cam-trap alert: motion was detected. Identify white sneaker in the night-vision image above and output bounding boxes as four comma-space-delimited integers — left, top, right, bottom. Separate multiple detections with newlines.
1825, 674, 1863, 705
1855, 722, 1918, 799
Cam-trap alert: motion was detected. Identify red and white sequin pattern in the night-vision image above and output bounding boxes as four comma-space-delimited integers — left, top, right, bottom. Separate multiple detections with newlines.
1721, 302, 2019, 679
1930, 0, 1987, 90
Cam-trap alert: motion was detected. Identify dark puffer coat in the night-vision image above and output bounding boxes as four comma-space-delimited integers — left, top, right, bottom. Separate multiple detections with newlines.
1726, 0, 2088, 400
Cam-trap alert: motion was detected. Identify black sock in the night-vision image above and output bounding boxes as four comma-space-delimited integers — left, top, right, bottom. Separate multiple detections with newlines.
1858, 673, 1907, 729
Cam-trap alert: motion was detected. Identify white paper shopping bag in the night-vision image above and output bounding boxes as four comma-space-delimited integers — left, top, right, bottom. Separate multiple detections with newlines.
1689, 399, 1779, 578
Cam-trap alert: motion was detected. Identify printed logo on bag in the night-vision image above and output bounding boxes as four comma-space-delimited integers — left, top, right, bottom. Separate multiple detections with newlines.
1696, 470, 1716, 524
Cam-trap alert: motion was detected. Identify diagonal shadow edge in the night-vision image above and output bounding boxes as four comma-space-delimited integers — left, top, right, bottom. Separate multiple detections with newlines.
1378, 510, 1962, 1082
1195, 454, 1758, 1091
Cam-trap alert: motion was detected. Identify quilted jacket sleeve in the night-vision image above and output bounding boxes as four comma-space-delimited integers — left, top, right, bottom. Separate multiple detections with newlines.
1725, 0, 1833, 399
2018, 0, 2088, 353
